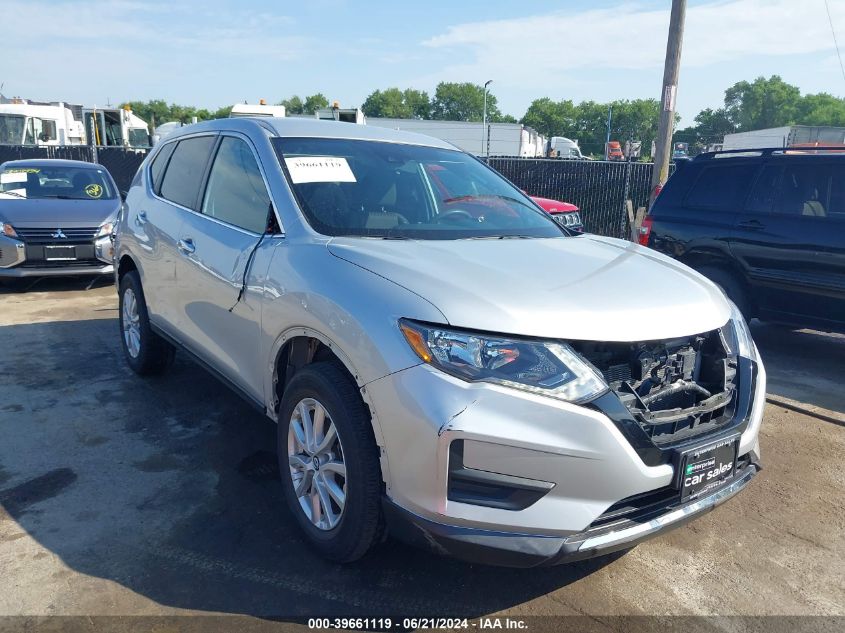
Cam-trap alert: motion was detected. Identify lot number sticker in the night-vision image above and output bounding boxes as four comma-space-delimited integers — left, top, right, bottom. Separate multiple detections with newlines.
1, 172, 28, 184
284, 156, 356, 184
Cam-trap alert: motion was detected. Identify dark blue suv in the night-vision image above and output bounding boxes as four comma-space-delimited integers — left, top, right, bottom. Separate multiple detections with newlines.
643, 148, 845, 333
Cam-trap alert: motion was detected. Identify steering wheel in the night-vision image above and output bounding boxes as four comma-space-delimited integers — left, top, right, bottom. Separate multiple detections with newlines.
436, 209, 474, 223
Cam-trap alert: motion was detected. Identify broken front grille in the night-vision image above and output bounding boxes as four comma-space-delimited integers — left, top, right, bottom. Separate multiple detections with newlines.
573, 328, 738, 446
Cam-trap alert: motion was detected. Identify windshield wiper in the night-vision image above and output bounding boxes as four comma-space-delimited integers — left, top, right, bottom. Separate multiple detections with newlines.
41, 195, 78, 200
444, 193, 535, 210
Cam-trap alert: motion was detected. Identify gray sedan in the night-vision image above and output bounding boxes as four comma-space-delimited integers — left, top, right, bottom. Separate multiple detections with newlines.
0, 159, 120, 280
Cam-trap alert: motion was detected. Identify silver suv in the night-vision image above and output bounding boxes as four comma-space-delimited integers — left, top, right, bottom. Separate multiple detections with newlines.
114, 117, 766, 567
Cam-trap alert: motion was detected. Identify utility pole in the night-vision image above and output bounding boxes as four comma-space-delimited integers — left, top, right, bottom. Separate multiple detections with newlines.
649, 0, 686, 207
605, 104, 613, 159
482, 79, 492, 156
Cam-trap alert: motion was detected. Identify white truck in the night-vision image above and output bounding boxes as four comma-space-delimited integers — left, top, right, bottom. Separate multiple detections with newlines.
365, 117, 545, 157
722, 125, 845, 150
0, 99, 150, 147
548, 136, 586, 159
230, 101, 287, 118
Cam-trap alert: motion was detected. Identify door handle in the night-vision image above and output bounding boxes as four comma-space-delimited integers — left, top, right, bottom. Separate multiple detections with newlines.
738, 219, 765, 230
134, 211, 147, 226
177, 238, 196, 254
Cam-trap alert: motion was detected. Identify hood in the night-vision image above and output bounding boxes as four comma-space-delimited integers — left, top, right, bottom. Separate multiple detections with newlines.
530, 196, 579, 213
0, 196, 120, 227
327, 235, 731, 342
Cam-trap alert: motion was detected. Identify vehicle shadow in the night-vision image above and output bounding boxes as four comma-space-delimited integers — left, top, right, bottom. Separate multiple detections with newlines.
0, 275, 113, 294
750, 320, 845, 417
0, 317, 621, 619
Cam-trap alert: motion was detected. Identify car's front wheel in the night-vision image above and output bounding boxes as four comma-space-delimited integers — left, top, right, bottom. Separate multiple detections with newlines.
698, 266, 752, 320
118, 271, 174, 375
278, 362, 383, 562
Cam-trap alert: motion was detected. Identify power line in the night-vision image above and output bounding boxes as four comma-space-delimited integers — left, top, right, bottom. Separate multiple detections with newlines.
825, 0, 845, 88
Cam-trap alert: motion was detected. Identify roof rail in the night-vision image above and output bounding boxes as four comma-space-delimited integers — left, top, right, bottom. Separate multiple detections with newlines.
695, 146, 845, 160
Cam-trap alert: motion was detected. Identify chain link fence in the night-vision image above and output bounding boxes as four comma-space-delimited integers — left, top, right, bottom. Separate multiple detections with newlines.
488, 157, 660, 238
0, 145, 148, 193
2, 146, 665, 239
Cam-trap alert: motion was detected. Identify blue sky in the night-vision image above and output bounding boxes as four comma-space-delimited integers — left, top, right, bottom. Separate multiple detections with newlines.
6, 0, 845, 125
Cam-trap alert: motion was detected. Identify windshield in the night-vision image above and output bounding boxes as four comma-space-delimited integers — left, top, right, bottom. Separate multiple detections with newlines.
273, 138, 565, 239
0, 164, 117, 200
0, 115, 25, 145
128, 127, 150, 147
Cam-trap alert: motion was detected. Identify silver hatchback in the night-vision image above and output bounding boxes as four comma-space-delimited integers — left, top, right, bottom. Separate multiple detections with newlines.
115, 117, 765, 566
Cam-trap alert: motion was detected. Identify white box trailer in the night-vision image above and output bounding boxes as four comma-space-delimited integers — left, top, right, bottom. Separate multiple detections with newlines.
365, 117, 545, 157
722, 125, 845, 150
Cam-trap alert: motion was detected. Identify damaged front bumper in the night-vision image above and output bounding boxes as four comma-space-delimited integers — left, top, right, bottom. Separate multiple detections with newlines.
383, 455, 759, 567
365, 355, 766, 566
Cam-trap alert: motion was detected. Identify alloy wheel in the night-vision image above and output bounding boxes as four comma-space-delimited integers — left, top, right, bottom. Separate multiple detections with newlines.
122, 287, 141, 359
287, 397, 347, 530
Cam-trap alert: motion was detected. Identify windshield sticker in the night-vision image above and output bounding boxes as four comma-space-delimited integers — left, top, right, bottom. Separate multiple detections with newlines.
284, 156, 356, 184
4, 168, 40, 174
1, 172, 28, 184
84, 183, 103, 198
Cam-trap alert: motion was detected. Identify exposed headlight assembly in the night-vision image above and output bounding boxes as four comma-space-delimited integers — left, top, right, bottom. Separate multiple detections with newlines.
399, 320, 607, 404
722, 300, 757, 360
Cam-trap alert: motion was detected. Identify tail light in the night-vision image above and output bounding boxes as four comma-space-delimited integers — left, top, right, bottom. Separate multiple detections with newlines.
638, 216, 653, 246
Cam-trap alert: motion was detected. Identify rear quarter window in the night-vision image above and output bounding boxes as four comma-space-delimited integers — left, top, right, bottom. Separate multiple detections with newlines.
149, 141, 176, 194
684, 163, 757, 211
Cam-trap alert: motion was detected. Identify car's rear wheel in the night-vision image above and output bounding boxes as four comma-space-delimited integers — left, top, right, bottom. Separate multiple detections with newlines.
118, 271, 174, 375
277, 362, 383, 562
697, 266, 752, 320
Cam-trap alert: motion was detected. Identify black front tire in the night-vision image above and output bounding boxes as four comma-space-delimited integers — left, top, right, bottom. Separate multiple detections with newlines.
277, 362, 384, 563
118, 271, 174, 375
697, 266, 752, 320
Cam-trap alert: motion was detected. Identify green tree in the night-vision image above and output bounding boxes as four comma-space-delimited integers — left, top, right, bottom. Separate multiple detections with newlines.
278, 95, 304, 114
796, 92, 845, 126
724, 75, 801, 130
607, 99, 662, 155
120, 100, 170, 126
431, 82, 503, 122
362, 88, 411, 118
691, 107, 735, 146
304, 93, 329, 114
521, 98, 578, 138
362, 87, 432, 119
403, 88, 431, 119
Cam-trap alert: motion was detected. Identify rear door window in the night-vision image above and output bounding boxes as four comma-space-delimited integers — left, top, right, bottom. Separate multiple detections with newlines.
685, 164, 756, 211
745, 165, 782, 214
201, 137, 271, 233
159, 136, 217, 210
149, 141, 176, 194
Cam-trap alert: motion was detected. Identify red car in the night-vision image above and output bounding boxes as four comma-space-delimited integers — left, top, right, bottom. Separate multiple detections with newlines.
529, 195, 584, 233
425, 164, 584, 233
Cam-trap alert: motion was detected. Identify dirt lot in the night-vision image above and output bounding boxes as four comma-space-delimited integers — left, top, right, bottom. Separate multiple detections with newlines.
0, 278, 843, 628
